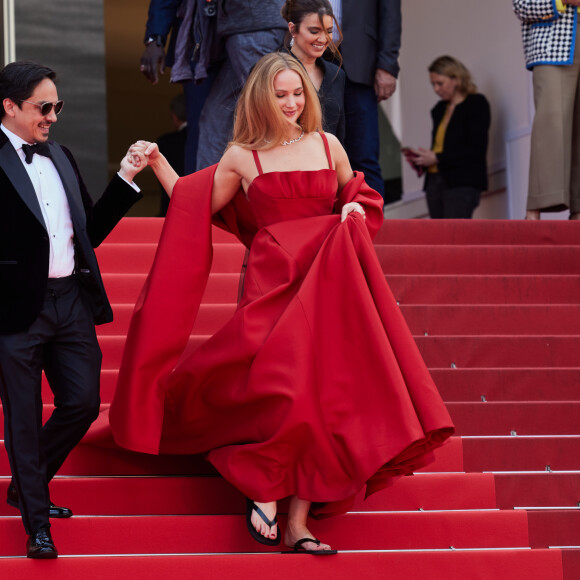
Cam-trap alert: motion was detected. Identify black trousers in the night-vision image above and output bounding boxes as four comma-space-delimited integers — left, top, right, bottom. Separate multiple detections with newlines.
425, 172, 481, 219
0, 275, 101, 534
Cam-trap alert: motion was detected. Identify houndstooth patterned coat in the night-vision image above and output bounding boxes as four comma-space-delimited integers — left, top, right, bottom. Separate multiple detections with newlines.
513, 0, 577, 68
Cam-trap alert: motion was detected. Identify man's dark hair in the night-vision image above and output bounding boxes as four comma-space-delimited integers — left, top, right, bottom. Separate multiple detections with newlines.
0, 61, 57, 119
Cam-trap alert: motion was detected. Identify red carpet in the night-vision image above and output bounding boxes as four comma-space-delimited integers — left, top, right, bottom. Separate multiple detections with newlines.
1, 217, 579, 579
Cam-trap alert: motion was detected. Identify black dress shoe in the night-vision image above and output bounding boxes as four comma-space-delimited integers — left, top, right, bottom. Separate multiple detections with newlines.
6, 484, 73, 518
27, 526, 58, 559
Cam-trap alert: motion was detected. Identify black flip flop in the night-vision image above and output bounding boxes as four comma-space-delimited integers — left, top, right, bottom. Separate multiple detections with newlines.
245, 498, 280, 546
286, 537, 338, 555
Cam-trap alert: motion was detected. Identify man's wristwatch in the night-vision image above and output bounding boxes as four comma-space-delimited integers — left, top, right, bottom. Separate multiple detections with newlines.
145, 34, 164, 47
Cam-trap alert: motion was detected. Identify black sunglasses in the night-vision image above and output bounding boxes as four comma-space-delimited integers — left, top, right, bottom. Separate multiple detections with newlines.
19, 99, 64, 116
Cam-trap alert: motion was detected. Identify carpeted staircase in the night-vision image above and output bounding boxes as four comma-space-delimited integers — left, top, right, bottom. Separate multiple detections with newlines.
1, 218, 579, 579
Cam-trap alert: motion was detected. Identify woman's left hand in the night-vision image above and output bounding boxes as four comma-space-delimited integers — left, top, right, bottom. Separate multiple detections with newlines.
414, 148, 438, 168
341, 202, 366, 222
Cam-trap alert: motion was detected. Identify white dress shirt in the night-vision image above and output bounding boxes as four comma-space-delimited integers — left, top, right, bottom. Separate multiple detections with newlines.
1, 124, 75, 278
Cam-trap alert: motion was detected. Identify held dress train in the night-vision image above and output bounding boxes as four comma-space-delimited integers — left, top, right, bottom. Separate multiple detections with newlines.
108, 134, 454, 518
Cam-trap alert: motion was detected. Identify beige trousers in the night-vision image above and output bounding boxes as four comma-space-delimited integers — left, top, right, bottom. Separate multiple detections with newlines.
528, 39, 580, 213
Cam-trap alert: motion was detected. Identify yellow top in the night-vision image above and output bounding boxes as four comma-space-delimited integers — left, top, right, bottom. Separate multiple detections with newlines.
556, 0, 579, 13
428, 107, 449, 174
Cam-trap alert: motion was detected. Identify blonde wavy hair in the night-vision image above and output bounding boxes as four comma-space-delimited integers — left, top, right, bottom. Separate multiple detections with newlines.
428, 55, 477, 96
230, 52, 322, 151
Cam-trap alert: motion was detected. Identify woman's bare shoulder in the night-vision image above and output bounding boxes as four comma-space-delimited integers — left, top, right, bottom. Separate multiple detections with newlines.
216, 144, 256, 185
221, 144, 253, 166
321, 132, 348, 163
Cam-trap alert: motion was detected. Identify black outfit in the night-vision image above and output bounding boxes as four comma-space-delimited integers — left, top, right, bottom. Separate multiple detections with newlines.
286, 50, 346, 143
0, 131, 142, 535
425, 93, 491, 219
314, 58, 346, 142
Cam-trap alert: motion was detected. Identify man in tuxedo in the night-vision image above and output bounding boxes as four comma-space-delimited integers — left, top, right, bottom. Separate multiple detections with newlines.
0, 61, 143, 558
337, 0, 401, 199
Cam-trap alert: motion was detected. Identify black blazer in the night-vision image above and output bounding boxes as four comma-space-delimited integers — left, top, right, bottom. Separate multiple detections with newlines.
0, 131, 142, 334
340, 0, 401, 86
318, 58, 346, 143
430, 93, 491, 191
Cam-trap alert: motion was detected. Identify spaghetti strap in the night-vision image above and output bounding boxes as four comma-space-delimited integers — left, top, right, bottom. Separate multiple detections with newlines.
319, 132, 333, 169
252, 150, 264, 175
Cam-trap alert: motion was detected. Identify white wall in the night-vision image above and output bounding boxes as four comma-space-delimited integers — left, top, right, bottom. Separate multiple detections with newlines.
388, 0, 535, 219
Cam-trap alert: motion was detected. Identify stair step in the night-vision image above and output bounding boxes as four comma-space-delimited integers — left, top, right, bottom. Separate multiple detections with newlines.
528, 510, 580, 549
0, 511, 533, 556
0, 473, 498, 516
462, 436, 580, 472
42, 367, 580, 406
104, 218, 237, 245
107, 218, 580, 248
431, 368, 580, 402
95, 334, 580, 370
447, 401, 580, 436
388, 274, 580, 305
97, 303, 237, 336
415, 336, 580, 368
0, 549, 565, 580
400, 304, 580, 335
104, 272, 580, 309
98, 335, 209, 369
97, 304, 580, 337
377, 245, 580, 274
3, 471, 575, 515
10, 401, 579, 439
104, 272, 240, 305
0, 441, 218, 477
375, 218, 580, 246
494, 472, 580, 509
0, 436, 460, 477
96, 243, 245, 274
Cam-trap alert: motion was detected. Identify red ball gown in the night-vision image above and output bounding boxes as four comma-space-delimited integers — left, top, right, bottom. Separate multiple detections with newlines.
109, 134, 454, 518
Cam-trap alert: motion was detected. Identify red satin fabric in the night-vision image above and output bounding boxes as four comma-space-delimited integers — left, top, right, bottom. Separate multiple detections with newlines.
108, 164, 454, 517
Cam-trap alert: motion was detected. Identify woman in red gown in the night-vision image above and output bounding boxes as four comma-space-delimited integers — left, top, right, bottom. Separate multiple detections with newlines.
113, 52, 454, 554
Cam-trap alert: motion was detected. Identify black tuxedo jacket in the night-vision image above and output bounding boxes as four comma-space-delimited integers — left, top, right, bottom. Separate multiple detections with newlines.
0, 131, 142, 334
340, 0, 401, 86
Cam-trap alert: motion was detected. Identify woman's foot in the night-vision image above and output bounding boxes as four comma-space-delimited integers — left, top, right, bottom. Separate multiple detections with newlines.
249, 500, 278, 543
525, 209, 540, 220
284, 522, 333, 553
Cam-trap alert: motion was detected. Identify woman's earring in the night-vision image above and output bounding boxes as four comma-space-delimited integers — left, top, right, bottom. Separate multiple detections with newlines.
290, 36, 295, 48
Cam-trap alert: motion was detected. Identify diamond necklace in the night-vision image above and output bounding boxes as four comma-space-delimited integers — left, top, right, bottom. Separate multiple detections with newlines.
281, 130, 304, 146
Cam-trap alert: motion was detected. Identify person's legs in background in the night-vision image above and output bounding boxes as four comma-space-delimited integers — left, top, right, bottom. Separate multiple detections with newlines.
442, 186, 480, 219
343, 79, 385, 199
196, 30, 285, 170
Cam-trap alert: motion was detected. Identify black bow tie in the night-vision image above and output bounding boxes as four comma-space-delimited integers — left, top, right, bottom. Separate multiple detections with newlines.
22, 142, 52, 164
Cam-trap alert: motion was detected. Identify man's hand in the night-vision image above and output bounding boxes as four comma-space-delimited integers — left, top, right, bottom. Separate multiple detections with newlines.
374, 68, 397, 102
140, 43, 166, 85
